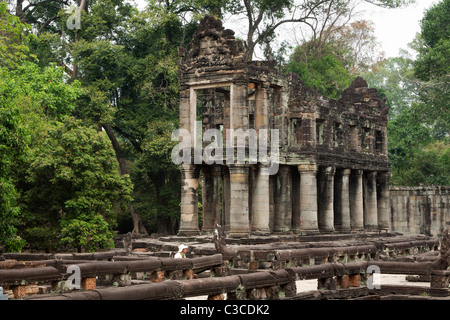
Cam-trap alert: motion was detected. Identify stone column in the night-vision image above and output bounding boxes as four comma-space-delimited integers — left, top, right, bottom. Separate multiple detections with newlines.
178, 164, 200, 236
335, 169, 351, 233
301, 113, 317, 147
269, 175, 275, 232
298, 164, 319, 234
202, 166, 214, 233
349, 170, 364, 231
229, 165, 250, 237
377, 171, 390, 231
230, 82, 249, 131
274, 166, 292, 233
364, 171, 378, 231
251, 165, 271, 235
179, 88, 191, 131
318, 166, 335, 233
291, 170, 300, 233
252, 82, 271, 235
254, 82, 269, 131
222, 166, 231, 232
201, 166, 221, 233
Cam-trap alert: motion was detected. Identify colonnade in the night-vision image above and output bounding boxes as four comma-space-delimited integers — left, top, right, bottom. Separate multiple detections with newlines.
178, 163, 391, 236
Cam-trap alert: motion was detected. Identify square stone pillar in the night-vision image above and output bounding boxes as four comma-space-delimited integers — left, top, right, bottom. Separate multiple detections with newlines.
230, 82, 249, 131
377, 171, 390, 231
251, 165, 271, 235
318, 166, 335, 233
254, 82, 269, 131
350, 170, 364, 231
274, 166, 292, 233
202, 166, 221, 233
334, 169, 351, 233
291, 169, 300, 233
298, 164, 319, 234
179, 88, 191, 131
222, 166, 231, 232
229, 165, 250, 237
364, 171, 378, 231
178, 164, 201, 236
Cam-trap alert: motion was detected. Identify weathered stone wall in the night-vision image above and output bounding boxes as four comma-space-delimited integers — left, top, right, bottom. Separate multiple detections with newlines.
176, 16, 393, 237
390, 186, 450, 238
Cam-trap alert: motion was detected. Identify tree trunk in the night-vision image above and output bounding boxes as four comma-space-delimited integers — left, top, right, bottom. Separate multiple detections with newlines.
154, 174, 177, 235
103, 123, 148, 235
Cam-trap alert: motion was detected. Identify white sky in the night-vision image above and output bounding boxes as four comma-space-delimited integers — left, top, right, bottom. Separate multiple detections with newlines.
359, 0, 439, 57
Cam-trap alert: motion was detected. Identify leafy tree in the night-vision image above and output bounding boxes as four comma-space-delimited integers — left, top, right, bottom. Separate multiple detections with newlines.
0, 2, 36, 68
60, 214, 115, 253
413, 0, 449, 140
21, 116, 133, 251
0, 79, 28, 252
362, 51, 419, 116
285, 18, 384, 98
364, 0, 449, 186
24, 0, 206, 234
285, 42, 353, 98
224, 0, 415, 61
414, 0, 450, 82
0, 3, 31, 251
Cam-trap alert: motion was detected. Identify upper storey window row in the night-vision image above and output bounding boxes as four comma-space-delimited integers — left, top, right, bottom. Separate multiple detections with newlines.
289, 118, 386, 155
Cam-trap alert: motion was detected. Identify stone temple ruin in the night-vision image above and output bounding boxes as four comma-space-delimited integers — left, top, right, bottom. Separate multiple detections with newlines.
1, 16, 449, 302
176, 16, 391, 237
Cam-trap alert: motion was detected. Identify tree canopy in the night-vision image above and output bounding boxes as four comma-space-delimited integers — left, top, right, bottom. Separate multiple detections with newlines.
0, 0, 447, 252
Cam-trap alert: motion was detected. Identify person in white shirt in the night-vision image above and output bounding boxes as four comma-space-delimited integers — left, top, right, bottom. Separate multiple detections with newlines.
174, 244, 188, 258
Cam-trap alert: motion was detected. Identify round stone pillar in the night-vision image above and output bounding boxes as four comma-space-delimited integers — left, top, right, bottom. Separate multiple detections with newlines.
318, 166, 335, 233
335, 169, 351, 233
377, 171, 390, 231
178, 164, 200, 236
229, 165, 250, 237
350, 170, 364, 231
274, 165, 292, 233
251, 165, 271, 235
364, 171, 378, 231
298, 164, 319, 234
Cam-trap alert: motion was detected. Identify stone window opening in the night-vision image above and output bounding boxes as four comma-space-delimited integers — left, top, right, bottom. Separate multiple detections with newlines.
248, 100, 255, 129
290, 118, 303, 146
375, 130, 384, 153
248, 82, 256, 129
333, 123, 343, 148
349, 125, 359, 151
362, 128, 372, 152
316, 120, 324, 146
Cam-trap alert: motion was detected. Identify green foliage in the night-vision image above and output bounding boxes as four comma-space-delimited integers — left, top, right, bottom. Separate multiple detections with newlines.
285, 43, 353, 99
0, 10, 132, 250
22, 117, 133, 240
0, 5, 32, 251
413, 0, 449, 140
0, 98, 28, 251
362, 53, 418, 115
132, 120, 180, 233
365, 0, 449, 186
387, 105, 442, 185
60, 214, 115, 252
0, 2, 36, 68
414, 0, 450, 81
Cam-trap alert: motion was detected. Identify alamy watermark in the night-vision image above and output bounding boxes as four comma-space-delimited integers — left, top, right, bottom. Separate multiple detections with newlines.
66, 265, 81, 290
66, 6, 81, 30
366, 265, 382, 289
171, 121, 280, 175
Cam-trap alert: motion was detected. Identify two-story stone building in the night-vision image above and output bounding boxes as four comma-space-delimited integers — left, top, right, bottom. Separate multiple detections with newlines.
175, 16, 391, 237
